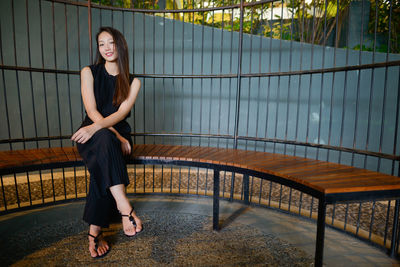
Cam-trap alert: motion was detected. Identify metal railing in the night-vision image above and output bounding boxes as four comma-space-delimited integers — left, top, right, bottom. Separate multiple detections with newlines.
0, 0, 399, 256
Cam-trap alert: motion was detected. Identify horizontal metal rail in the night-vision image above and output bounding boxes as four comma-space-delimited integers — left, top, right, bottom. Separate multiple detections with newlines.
1, 133, 399, 161
2, 60, 399, 78
45, 0, 277, 13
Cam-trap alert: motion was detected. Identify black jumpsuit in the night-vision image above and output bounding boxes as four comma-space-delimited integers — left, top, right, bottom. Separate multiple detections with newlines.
77, 63, 133, 228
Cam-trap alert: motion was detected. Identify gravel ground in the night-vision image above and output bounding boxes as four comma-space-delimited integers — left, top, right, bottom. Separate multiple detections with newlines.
0, 166, 396, 244
1, 210, 313, 266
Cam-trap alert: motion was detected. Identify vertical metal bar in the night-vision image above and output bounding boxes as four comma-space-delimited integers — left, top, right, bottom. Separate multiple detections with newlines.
39, 170, 44, 203
142, 10, 146, 193
11, 0, 26, 149
0, 14, 12, 150
364, 0, 379, 171
189, 5, 194, 148
369, 202, 376, 240
14, 174, 21, 208
233, 0, 244, 149
263, 2, 274, 153
25, 0, 39, 149
328, 0, 340, 159
315, 199, 326, 267
268, 181, 272, 206
294, 0, 305, 157
250, 176, 254, 203
243, 174, 249, 205
298, 191, 303, 214
350, 0, 365, 168
284, 1, 294, 156
111, 1, 114, 27
0, 175, 7, 211
51, 169, 56, 202
77, 4, 84, 121
226, 4, 234, 149
65, 4, 74, 146
383, 200, 391, 246
377, 0, 393, 173
152, 2, 156, 193
84, 166, 88, 195
310, 197, 314, 218
244, 4, 255, 151
14, 179, 21, 208
172, 1, 176, 136
51, 2, 63, 147
254, 3, 264, 152
344, 203, 349, 231
356, 202, 362, 235
305, 0, 317, 159
316, 0, 328, 160
338, 0, 352, 165
131, 9, 137, 194
328, 0, 340, 221
88, 0, 93, 63
390, 200, 400, 257
338, 0, 353, 221
272, 0, 284, 154
213, 169, 220, 230
39, 0, 51, 148
180, 6, 185, 147
198, 0, 204, 147
217, 0, 225, 148
26, 172, 32, 206
74, 166, 77, 198
230, 173, 235, 201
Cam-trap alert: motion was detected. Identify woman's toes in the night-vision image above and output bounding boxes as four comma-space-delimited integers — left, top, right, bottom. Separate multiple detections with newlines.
125, 226, 136, 236
89, 246, 98, 258
135, 218, 143, 232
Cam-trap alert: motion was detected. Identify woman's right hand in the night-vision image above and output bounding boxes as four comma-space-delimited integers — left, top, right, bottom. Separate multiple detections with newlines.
71, 124, 101, 144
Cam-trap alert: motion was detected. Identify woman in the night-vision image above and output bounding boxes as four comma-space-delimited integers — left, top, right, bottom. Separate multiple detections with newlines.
71, 27, 142, 258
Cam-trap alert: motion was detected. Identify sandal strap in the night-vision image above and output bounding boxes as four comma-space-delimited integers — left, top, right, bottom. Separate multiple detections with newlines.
88, 231, 102, 243
121, 207, 137, 226
121, 207, 135, 217
88, 231, 102, 250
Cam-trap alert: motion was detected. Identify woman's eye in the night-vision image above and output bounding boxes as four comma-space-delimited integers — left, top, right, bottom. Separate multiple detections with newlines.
99, 44, 104, 46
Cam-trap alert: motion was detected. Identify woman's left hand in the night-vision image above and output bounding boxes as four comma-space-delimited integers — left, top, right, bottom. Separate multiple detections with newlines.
71, 124, 100, 144
118, 135, 131, 155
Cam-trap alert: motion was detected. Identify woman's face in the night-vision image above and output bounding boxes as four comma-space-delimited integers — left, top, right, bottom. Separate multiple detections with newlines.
98, 31, 118, 62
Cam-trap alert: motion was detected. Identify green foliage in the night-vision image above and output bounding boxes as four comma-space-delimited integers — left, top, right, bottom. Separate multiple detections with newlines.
368, 0, 400, 53
88, 0, 399, 54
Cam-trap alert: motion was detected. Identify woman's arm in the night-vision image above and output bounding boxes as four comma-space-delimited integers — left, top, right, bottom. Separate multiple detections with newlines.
71, 68, 141, 144
77, 67, 125, 139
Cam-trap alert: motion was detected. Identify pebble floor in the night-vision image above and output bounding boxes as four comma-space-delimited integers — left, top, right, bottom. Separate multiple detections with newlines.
1, 195, 399, 266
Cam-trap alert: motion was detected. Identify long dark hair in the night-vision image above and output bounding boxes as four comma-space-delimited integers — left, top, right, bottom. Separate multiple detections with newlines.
95, 27, 130, 106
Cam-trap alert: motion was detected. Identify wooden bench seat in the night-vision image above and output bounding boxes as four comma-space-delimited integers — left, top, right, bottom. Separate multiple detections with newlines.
1, 144, 400, 266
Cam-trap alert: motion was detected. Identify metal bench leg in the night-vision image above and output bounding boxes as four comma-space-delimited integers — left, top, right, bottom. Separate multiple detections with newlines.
315, 199, 326, 267
243, 174, 250, 205
213, 169, 220, 230
390, 199, 400, 257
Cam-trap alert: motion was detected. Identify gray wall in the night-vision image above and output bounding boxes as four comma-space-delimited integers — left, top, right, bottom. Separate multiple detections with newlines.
1, 0, 400, 174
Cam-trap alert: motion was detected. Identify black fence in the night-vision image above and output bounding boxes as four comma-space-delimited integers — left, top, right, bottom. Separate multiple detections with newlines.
1, 0, 400, 255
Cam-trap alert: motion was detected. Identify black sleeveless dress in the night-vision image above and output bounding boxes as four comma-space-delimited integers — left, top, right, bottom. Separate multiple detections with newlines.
76, 63, 134, 227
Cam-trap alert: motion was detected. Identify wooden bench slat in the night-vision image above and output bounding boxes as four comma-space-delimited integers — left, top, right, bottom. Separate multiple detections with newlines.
2, 145, 400, 196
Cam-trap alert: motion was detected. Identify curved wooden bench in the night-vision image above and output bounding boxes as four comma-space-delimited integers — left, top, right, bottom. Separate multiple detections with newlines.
1, 144, 400, 266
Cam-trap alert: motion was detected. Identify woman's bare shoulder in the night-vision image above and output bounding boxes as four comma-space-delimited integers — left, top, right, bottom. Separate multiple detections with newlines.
81, 66, 94, 81
130, 77, 141, 87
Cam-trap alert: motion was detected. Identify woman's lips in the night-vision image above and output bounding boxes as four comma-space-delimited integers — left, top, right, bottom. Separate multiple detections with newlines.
105, 52, 113, 57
